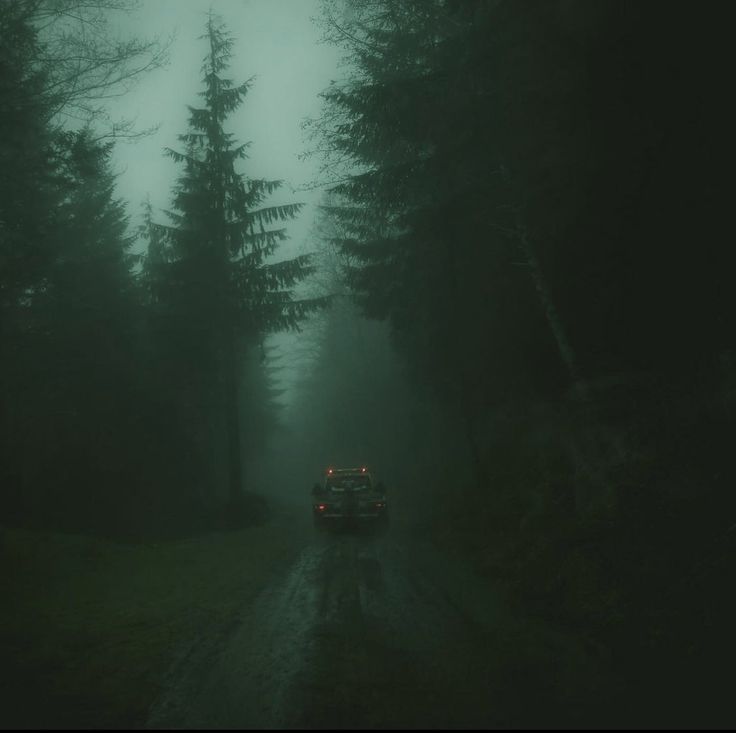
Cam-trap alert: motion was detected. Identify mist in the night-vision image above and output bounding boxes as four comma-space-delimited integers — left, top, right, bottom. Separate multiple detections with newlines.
1, 0, 735, 729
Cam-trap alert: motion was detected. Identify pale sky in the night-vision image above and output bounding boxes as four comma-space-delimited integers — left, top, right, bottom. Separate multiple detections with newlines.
107, 0, 343, 257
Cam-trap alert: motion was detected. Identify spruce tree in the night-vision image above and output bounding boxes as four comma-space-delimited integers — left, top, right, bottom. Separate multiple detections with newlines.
146, 14, 325, 510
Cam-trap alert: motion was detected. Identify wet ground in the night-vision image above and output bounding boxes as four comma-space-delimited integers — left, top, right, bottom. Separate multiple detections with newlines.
146, 520, 598, 729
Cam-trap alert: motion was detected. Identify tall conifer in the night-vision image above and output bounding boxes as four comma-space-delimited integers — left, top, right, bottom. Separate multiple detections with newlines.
148, 14, 325, 508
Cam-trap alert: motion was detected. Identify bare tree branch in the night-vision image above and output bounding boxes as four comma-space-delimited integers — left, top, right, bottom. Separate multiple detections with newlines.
19, 0, 173, 138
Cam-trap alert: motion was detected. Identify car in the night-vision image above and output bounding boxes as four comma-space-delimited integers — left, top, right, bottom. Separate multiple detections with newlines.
311, 466, 389, 531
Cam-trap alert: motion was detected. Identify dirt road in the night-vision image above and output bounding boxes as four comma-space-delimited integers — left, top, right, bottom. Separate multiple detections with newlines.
146, 520, 601, 729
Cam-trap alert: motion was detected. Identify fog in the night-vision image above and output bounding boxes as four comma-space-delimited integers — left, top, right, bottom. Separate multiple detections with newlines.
2, 1, 735, 729
104, 0, 344, 408
108, 0, 340, 226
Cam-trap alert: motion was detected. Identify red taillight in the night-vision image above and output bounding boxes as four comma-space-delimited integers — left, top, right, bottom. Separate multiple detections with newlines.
317, 504, 327, 511
327, 468, 333, 475
361, 466, 366, 472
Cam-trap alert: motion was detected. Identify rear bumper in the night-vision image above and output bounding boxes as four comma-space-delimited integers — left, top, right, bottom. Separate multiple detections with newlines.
313, 507, 388, 522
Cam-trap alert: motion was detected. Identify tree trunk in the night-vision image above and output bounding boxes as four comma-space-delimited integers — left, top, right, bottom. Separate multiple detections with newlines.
515, 221, 588, 399
442, 226, 489, 490
224, 329, 243, 507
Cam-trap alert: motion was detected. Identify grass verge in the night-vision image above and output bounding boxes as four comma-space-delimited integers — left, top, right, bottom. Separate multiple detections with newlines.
0, 516, 304, 729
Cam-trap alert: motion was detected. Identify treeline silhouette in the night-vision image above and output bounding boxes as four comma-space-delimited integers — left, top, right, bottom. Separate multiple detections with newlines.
0, 5, 314, 536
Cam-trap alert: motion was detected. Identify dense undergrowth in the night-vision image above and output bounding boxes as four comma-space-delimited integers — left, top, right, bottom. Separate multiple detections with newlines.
433, 372, 736, 728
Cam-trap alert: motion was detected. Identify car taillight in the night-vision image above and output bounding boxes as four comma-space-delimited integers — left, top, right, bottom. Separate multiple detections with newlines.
317, 504, 327, 511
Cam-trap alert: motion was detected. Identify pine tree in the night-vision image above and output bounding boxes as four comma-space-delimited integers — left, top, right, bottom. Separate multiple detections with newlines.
146, 14, 326, 510
0, 3, 58, 515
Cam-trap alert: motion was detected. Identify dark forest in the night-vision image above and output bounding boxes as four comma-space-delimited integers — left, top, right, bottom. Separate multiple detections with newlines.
1, 1, 735, 728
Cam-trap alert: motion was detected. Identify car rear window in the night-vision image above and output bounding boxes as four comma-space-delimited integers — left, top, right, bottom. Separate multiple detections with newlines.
326, 474, 372, 490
